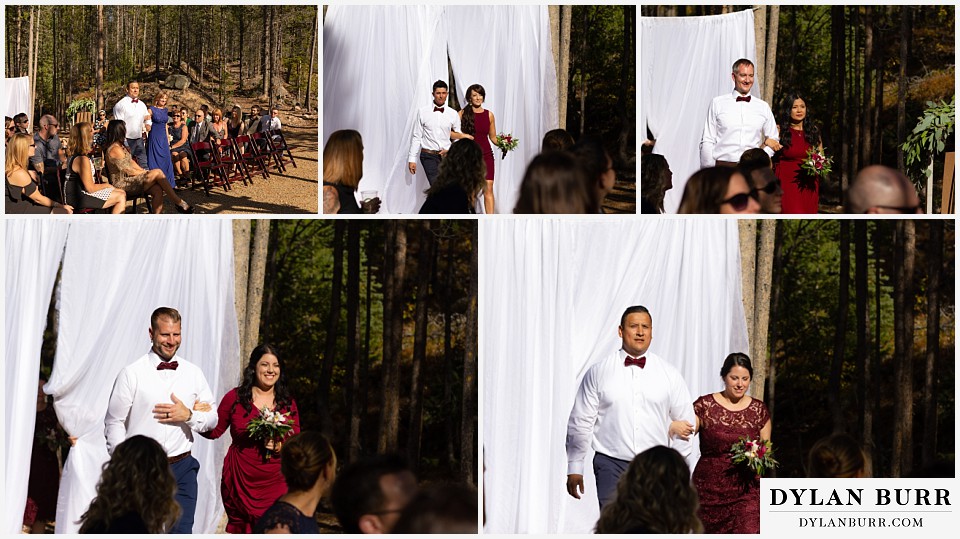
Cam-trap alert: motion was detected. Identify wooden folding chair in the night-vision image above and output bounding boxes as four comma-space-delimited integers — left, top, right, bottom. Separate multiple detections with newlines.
234, 134, 270, 180
215, 137, 251, 186
189, 141, 226, 194
268, 129, 297, 169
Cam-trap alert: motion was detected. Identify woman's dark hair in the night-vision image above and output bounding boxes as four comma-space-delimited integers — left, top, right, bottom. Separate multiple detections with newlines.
806, 433, 866, 478
79, 435, 180, 533
595, 446, 703, 533
720, 352, 753, 378
103, 120, 127, 149
236, 343, 294, 413
777, 92, 821, 150
392, 483, 478, 534
640, 154, 671, 213
460, 84, 486, 137
426, 139, 486, 206
280, 431, 335, 492
514, 151, 594, 214
570, 137, 612, 192
542, 129, 574, 152
678, 166, 741, 214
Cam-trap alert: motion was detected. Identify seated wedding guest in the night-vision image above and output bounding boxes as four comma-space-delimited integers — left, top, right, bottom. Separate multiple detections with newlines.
5, 133, 73, 214
253, 432, 336, 534
738, 159, 782, 214
211, 109, 228, 140
67, 122, 127, 213
323, 185, 341, 214
640, 154, 672, 214
331, 454, 418, 534
846, 165, 923, 214
200, 104, 213, 123
806, 433, 866, 478
542, 128, 574, 152
103, 120, 194, 213
678, 166, 760, 214
228, 106, 244, 139
514, 151, 593, 214
571, 137, 616, 213
595, 446, 703, 534
391, 484, 478, 534
5, 116, 15, 142
168, 111, 192, 184
245, 105, 263, 135
30, 114, 65, 175
78, 435, 180, 533
93, 110, 108, 147
201, 344, 300, 533
738, 147, 773, 170
419, 139, 486, 214
14, 112, 30, 134
323, 129, 379, 214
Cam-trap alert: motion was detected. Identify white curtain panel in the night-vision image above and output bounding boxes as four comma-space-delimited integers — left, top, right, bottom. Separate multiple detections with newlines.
3, 77, 32, 123
446, 5, 559, 214
481, 219, 749, 533
640, 11, 757, 213
4, 220, 70, 535
323, 5, 448, 214
2, 220, 238, 534
323, 5, 558, 214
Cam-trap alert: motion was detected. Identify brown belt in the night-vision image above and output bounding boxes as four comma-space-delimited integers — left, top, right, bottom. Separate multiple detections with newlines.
168, 451, 191, 464
420, 148, 442, 155
716, 160, 738, 168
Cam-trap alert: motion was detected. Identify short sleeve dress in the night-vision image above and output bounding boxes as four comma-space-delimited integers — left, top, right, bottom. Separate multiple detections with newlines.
691, 394, 771, 534
105, 147, 150, 197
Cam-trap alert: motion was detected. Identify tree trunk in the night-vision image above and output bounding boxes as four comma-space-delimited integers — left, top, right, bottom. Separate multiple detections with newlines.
233, 220, 251, 363
578, 6, 588, 137
262, 6, 270, 99
829, 221, 850, 433
766, 222, 784, 427
155, 6, 161, 77
618, 6, 633, 158
559, 6, 572, 130
378, 222, 406, 453
320, 222, 345, 434
762, 6, 779, 104
896, 6, 911, 171
872, 222, 883, 476
751, 220, 775, 398
892, 221, 915, 476
460, 229, 479, 485
27, 6, 35, 126
739, 220, 757, 348
243, 220, 270, 363
855, 221, 873, 476
304, 11, 317, 111
861, 7, 874, 168
361, 224, 374, 453
407, 222, 434, 470
177, 8, 182, 69
754, 5, 767, 94
922, 221, 942, 467
346, 221, 362, 463
96, 5, 105, 112
443, 239, 456, 466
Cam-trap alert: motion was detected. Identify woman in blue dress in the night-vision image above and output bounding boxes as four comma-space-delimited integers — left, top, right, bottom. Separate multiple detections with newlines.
146, 92, 177, 189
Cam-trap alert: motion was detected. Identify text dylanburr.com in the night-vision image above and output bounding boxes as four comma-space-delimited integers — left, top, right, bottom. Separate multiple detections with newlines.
761, 479, 956, 535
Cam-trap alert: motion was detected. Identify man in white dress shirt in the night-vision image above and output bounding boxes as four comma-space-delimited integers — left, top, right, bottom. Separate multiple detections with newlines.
565, 305, 696, 508
112, 80, 150, 167
105, 307, 217, 534
700, 59, 779, 168
407, 80, 473, 185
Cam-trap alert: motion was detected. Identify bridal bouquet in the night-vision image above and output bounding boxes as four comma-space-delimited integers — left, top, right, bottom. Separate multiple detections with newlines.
730, 437, 779, 476
801, 147, 833, 179
495, 132, 519, 159
247, 407, 294, 459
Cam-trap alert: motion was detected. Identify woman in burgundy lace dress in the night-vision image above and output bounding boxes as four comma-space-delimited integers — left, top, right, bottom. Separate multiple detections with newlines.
673, 353, 771, 533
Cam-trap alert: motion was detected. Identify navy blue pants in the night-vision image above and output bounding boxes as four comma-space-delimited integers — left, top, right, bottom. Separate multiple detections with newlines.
169, 455, 200, 534
126, 137, 147, 168
420, 151, 442, 186
593, 452, 631, 509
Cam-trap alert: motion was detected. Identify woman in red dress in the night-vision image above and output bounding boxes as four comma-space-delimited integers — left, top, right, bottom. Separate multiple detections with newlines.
202, 344, 300, 533
771, 92, 823, 214
459, 84, 499, 214
671, 353, 772, 534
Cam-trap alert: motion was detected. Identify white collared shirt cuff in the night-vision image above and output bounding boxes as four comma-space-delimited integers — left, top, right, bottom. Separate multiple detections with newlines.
567, 461, 585, 475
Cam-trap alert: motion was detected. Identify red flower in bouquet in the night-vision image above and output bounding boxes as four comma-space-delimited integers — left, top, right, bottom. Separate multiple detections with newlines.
801, 147, 833, 179
730, 437, 779, 477
495, 132, 519, 160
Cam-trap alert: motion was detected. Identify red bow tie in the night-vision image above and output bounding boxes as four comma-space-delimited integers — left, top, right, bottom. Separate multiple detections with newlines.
624, 356, 646, 368
434, 106, 444, 113
131, 99, 139, 103
157, 361, 179, 371
736, 95, 751, 103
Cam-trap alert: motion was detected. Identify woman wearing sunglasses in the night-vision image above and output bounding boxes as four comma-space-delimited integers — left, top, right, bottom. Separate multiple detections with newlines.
678, 166, 760, 214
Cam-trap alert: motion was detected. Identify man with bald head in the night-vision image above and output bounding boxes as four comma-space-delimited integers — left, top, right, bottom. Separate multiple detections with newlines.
847, 165, 923, 214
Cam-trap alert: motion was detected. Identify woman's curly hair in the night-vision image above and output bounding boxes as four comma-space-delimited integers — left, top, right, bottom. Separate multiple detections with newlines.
595, 446, 703, 534
79, 435, 180, 533
426, 139, 486, 207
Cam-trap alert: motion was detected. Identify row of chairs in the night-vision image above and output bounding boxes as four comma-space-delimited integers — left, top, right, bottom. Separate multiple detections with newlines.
187, 129, 297, 196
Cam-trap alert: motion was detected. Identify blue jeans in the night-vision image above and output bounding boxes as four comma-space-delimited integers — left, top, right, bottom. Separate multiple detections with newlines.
419, 151, 442, 186
169, 455, 200, 533
593, 452, 630, 509
126, 137, 147, 168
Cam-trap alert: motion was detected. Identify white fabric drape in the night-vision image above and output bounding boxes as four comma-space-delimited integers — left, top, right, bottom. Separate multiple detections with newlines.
3, 76, 32, 125
481, 219, 749, 533
323, 5, 558, 214
4, 220, 70, 535
3, 221, 239, 534
640, 11, 758, 213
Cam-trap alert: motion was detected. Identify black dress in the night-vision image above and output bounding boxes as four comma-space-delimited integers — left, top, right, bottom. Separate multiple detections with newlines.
81, 512, 150, 533
419, 184, 473, 214
253, 501, 319, 534
6, 178, 50, 214
323, 181, 361, 214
